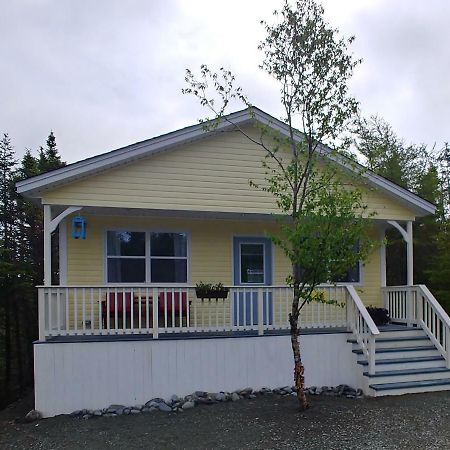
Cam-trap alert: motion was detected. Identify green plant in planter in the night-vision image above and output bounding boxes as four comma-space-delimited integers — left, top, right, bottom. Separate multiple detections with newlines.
195, 281, 229, 300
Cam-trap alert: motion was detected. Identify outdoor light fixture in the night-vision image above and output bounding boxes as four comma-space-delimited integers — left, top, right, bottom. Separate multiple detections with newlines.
71, 216, 87, 239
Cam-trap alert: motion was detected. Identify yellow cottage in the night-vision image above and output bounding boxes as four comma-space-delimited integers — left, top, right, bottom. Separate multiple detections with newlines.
17, 108, 450, 417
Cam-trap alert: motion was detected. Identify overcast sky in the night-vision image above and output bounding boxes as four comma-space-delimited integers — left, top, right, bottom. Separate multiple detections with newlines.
1, 0, 450, 163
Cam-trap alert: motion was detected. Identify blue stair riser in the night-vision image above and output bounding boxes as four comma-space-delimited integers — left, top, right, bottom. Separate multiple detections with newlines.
358, 356, 446, 371
355, 347, 439, 361
373, 330, 425, 339
364, 371, 450, 384
370, 378, 450, 392
348, 337, 431, 349
371, 383, 450, 396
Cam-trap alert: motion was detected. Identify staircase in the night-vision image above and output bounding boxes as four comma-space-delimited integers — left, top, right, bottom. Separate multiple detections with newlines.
349, 324, 450, 396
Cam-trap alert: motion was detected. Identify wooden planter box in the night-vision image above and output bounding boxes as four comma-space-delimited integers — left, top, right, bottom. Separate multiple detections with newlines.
195, 288, 229, 300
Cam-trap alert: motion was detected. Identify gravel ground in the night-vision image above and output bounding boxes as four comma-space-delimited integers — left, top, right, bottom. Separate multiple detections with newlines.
1, 390, 450, 450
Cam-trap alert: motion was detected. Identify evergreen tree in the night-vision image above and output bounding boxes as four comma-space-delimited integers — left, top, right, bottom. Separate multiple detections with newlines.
0, 133, 18, 392
38, 131, 63, 173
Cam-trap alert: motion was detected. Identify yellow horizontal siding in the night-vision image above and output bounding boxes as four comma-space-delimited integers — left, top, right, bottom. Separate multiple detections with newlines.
66, 215, 382, 311
44, 126, 415, 220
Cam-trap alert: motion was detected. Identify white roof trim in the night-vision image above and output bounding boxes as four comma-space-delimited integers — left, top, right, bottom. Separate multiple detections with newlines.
16, 107, 435, 217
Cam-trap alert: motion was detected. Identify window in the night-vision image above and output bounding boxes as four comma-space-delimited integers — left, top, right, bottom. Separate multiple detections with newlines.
107, 231, 146, 282
333, 262, 360, 283
106, 231, 188, 283
240, 243, 265, 284
331, 242, 361, 283
150, 233, 188, 283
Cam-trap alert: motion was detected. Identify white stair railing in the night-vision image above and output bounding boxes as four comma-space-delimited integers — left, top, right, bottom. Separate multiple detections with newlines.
414, 285, 450, 368
345, 285, 380, 374
383, 284, 450, 368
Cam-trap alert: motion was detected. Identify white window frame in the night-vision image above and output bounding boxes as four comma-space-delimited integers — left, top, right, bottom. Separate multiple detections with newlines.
104, 229, 190, 285
239, 242, 266, 285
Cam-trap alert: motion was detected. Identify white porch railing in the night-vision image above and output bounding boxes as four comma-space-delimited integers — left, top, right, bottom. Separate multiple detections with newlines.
36, 284, 360, 339
383, 285, 450, 368
346, 285, 379, 374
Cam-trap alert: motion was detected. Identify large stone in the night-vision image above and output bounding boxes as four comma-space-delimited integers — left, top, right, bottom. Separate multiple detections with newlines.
106, 404, 126, 414
194, 391, 208, 398
260, 387, 272, 395
158, 402, 172, 412
93, 410, 103, 416
214, 392, 226, 402
239, 387, 253, 396
170, 394, 180, 404
25, 410, 42, 422
182, 401, 195, 410
231, 392, 241, 402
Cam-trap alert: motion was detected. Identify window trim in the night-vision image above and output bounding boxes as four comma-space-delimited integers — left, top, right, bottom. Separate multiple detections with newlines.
232, 236, 273, 287
104, 228, 190, 285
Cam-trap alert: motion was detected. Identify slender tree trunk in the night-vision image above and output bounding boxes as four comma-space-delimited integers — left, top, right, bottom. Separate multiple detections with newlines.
290, 275, 308, 410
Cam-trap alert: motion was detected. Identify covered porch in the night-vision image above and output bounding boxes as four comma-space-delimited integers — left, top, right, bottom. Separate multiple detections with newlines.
39, 205, 416, 333
37, 204, 445, 371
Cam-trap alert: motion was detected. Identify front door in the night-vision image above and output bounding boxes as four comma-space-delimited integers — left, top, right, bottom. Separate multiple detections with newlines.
232, 237, 273, 326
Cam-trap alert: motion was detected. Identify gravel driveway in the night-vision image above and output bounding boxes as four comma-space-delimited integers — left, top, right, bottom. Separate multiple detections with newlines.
1, 390, 450, 449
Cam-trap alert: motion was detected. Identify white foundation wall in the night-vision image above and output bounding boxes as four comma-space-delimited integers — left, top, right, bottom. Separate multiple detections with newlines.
34, 333, 364, 417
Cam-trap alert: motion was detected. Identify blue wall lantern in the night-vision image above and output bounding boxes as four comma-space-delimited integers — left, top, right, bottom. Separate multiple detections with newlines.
72, 216, 87, 239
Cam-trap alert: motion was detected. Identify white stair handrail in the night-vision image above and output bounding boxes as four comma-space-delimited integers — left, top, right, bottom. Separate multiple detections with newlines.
346, 285, 380, 375
415, 284, 450, 367
416, 285, 450, 327
347, 286, 380, 335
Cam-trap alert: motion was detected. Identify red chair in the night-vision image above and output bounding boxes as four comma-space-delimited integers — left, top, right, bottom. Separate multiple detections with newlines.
158, 291, 188, 315
102, 292, 133, 327
158, 291, 189, 327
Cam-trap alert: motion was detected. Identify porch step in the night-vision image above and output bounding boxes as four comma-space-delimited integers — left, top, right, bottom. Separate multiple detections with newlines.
369, 378, 450, 396
363, 367, 450, 384
374, 328, 425, 340
357, 355, 446, 371
348, 336, 431, 349
354, 346, 439, 360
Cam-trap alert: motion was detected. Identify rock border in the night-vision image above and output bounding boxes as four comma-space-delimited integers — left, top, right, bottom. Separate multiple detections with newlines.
68, 385, 364, 420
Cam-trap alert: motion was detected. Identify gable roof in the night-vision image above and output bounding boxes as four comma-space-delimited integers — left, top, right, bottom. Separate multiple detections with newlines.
16, 107, 435, 217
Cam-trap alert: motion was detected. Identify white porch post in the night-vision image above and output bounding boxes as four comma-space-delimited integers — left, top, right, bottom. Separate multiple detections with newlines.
380, 226, 387, 309
380, 227, 386, 288
406, 220, 414, 286
44, 204, 82, 286
386, 219, 415, 325
43, 204, 52, 286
